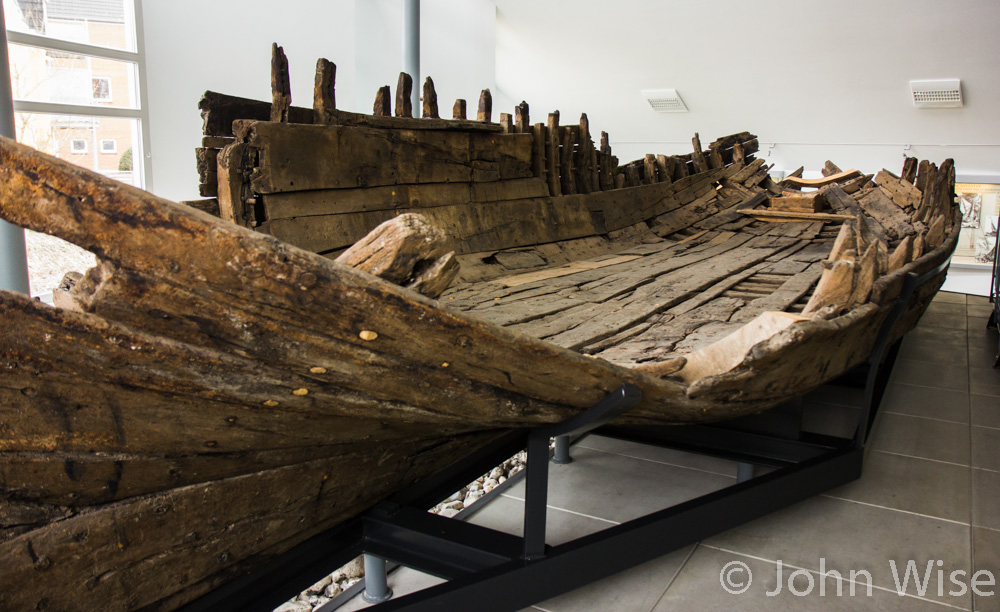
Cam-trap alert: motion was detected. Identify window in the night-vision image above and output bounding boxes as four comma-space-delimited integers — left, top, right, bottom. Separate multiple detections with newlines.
91, 76, 111, 101
6, 0, 151, 189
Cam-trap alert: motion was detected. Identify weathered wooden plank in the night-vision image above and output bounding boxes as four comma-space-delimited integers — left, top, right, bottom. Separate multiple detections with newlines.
875, 169, 921, 209
856, 187, 915, 240
453, 99, 467, 120
0, 423, 496, 612
740, 209, 853, 223
732, 263, 824, 321
537, 242, 786, 350
499, 112, 513, 134
264, 195, 599, 254
780, 169, 861, 188
199, 91, 312, 137
256, 178, 548, 220
244, 122, 533, 193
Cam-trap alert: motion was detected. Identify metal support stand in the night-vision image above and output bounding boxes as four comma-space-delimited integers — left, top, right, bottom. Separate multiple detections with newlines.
552, 436, 572, 464
523, 385, 641, 559
361, 555, 393, 604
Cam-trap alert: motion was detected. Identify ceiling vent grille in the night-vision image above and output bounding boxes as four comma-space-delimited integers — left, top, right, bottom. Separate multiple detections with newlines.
642, 89, 688, 113
910, 79, 963, 108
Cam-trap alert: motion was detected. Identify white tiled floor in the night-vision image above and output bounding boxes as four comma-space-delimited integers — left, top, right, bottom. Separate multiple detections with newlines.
337, 292, 1000, 612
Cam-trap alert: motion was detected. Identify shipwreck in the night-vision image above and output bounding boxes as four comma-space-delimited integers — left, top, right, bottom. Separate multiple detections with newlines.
0, 46, 960, 611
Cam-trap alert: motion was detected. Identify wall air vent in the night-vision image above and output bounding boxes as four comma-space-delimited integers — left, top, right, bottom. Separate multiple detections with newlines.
642, 89, 688, 113
910, 79, 963, 108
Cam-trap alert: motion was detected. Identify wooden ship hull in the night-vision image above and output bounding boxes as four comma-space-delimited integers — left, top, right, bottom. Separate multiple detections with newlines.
0, 47, 960, 611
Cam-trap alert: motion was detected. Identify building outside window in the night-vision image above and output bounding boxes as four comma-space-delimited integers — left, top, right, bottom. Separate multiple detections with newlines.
4, 0, 151, 188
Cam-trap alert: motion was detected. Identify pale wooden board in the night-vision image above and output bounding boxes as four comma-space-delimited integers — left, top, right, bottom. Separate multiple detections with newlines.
497, 254, 643, 287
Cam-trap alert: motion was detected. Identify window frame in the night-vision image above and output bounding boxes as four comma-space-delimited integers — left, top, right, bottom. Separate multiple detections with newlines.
99, 138, 116, 154
91, 76, 112, 102
70, 138, 87, 153
5, 1, 153, 190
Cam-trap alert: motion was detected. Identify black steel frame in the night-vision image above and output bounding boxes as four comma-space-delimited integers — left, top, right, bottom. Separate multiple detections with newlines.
989, 224, 1000, 366
178, 260, 950, 612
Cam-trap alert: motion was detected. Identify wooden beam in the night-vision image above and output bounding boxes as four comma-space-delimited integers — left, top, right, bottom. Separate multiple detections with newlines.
453, 99, 467, 120
740, 209, 854, 223
780, 169, 862, 188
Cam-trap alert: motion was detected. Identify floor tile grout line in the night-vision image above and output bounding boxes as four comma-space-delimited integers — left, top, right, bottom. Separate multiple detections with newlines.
882, 410, 970, 426
499, 493, 622, 526
967, 342, 977, 612
819, 494, 971, 526
572, 443, 738, 479
872, 449, 970, 468
647, 542, 700, 612
882, 379, 970, 393
699, 545, 972, 610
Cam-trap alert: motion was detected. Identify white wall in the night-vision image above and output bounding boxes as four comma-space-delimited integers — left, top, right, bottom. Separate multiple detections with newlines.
140, 0, 356, 202
354, 0, 495, 118
494, 0, 1000, 179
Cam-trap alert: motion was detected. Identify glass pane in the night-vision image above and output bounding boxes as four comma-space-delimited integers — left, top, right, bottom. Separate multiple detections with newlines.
15, 111, 143, 188
4, 0, 136, 52
8, 42, 139, 108
954, 183, 1000, 266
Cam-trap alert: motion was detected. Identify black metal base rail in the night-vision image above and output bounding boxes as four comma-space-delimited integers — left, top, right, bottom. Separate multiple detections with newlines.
179, 261, 949, 612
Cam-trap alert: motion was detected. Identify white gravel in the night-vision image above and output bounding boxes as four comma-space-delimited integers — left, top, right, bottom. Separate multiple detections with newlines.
24, 230, 96, 296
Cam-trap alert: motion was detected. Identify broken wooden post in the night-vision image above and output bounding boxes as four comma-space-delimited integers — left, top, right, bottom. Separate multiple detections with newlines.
270, 43, 291, 123
334, 213, 459, 299
499, 113, 513, 134
313, 58, 336, 123
395, 72, 413, 118
546, 111, 561, 197
531, 123, 547, 180
477, 88, 492, 122
422, 77, 439, 119
691, 133, 709, 173
453, 99, 467, 120
515, 101, 529, 133
644, 154, 658, 184
373, 86, 391, 116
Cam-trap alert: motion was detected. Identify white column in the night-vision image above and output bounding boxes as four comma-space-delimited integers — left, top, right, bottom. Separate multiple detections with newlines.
402, 0, 419, 117
0, 0, 31, 294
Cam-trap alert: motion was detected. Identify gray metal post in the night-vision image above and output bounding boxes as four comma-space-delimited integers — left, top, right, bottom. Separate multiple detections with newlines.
361, 553, 393, 603
736, 462, 755, 483
0, 0, 31, 294
552, 435, 572, 464
402, 0, 419, 117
